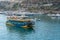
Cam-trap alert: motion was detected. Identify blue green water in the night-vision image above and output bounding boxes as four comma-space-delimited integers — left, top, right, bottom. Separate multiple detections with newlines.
0, 14, 60, 40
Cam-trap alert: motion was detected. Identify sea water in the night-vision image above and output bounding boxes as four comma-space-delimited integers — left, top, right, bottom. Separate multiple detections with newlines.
0, 14, 60, 40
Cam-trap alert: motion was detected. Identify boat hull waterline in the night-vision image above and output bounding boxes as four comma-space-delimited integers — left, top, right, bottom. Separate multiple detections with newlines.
6, 20, 35, 28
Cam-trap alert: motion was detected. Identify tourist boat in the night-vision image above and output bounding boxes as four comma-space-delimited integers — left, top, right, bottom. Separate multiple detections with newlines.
6, 13, 35, 29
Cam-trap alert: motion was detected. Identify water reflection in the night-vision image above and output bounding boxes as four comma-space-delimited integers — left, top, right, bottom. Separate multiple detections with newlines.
5, 26, 35, 40
6, 25, 35, 34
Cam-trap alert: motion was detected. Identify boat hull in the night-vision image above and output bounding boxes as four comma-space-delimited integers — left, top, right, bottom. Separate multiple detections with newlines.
6, 20, 34, 28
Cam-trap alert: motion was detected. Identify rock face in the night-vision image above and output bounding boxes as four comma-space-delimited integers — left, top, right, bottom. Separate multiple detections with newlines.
0, 1, 21, 11
20, 0, 60, 12
0, 0, 60, 13
0, 1, 14, 11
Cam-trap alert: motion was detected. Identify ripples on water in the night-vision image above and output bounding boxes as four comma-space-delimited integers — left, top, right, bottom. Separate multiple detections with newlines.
0, 14, 60, 40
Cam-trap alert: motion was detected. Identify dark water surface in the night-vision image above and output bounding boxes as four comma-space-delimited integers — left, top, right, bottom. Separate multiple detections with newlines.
0, 14, 60, 40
